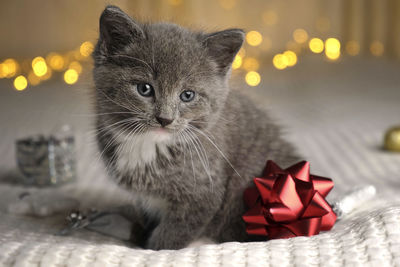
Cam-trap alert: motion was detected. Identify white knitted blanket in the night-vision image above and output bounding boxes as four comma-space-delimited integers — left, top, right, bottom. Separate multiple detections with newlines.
1, 58, 400, 266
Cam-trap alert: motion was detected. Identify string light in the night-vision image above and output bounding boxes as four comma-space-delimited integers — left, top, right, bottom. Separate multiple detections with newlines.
309, 38, 324, 53
370, 41, 384, 57
346, 41, 360, 56
325, 38, 341, 60
283, 51, 297, 66
246, 31, 263, 47
69, 61, 83, 74
293, 29, 308, 44
32, 57, 48, 77
28, 71, 41, 86
79, 41, 94, 57
64, 69, 79, 84
46, 52, 65, 71
243, 57, 260, 71
41, 68, 52, 81
273, 54, 289, 70
245, 71, 261, 86
232, 55, 242, 69
1, 59, 18, 78
14, 75, 27, 91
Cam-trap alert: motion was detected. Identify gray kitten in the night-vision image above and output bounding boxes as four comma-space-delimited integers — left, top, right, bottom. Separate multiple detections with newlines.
93, 5, 300, 250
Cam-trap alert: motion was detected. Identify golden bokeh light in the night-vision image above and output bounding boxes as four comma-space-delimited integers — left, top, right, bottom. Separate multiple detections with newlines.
79, 41, 94, 57
346, 41, 360, 56
245, 71, 261, 86
32, 57, 48, 77
232, 55, 242, 69
246, 31, 263, 47
28, 71, 41, 86
325, 38, 341, 60
273, 54, 288, 70
243, 57, 260, 71
14, 75, 28, 91
64, 69, 79, 85
262, 10, 278, 26
219, 0, 236, 10
2, 59, 19, 78
309, 38, 324, 53
293, 29, 308, 44
370, 41, 384, 57
69, 61, 83, 74
46, 52, 65, 71
283, 50, 297, 67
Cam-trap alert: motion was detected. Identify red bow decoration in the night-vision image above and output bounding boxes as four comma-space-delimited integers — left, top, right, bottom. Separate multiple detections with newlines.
242, 160, 336, 239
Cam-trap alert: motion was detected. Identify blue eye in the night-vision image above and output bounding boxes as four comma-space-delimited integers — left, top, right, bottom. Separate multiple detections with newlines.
180, 90, 195, 102
136, 83, 154, 97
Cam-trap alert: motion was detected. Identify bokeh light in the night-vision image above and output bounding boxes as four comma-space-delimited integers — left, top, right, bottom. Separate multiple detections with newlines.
14, 75, 27, 91
246, 31, 263, 46
2, 59, 18, 78
64, 69, 79, 84
325, 38, 341, 60
309, 38, 324, 53
46, 52, 65, 71
262, 10, 278, 26
79, 41, 94, 57
69, 61, 82, 74
273, 54, 289, 70
245, 71, 261, 86
370, 41, 384, 57
293, 29, 308, 44
32, 57, 48, 77
243, 57, 260, 71
27, 71, 41, 86
283, 50, 297, 67
346, 41, 360, 56
232, 55, 242, 69
219, 0, 236, 10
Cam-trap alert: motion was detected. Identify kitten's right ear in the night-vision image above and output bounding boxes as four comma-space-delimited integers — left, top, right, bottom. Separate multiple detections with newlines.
97, 5, 144, 57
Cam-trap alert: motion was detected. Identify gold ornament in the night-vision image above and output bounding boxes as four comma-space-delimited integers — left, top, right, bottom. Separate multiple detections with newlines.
384, 127, 400, 152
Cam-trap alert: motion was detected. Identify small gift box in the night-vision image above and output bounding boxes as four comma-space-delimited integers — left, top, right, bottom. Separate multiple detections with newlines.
16, 126, 76, 186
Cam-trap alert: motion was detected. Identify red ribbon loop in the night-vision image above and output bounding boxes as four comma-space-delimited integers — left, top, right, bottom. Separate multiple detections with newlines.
242, 160, 337, 239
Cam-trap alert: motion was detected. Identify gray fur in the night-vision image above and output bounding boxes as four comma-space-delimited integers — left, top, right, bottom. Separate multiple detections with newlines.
93, 5, 300, 250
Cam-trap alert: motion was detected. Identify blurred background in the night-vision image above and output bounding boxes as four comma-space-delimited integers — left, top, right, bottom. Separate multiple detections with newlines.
1, 0, 400, 88
0, 0, 399, 193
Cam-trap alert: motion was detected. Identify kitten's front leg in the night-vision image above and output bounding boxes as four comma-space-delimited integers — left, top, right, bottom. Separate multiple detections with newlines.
145, 199, 217, 250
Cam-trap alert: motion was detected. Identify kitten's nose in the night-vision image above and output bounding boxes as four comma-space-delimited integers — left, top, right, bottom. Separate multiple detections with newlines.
155, 116, 173, 127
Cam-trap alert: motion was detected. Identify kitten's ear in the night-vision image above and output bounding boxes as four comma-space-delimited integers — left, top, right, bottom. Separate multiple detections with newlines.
97, 5, 144, 56
203, 29, 245, 75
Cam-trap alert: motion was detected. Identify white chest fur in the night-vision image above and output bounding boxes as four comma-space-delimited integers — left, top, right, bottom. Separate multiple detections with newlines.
114, 130, 172, 173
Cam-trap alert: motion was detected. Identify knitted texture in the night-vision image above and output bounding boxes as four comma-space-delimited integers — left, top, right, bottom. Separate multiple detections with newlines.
0, 59, 400, 266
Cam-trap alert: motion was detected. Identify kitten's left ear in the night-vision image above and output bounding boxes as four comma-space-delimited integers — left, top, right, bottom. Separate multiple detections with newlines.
203, 29, 245, 75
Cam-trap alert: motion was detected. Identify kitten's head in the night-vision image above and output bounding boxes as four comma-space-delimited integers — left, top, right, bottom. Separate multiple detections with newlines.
93, 6, 243, 144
